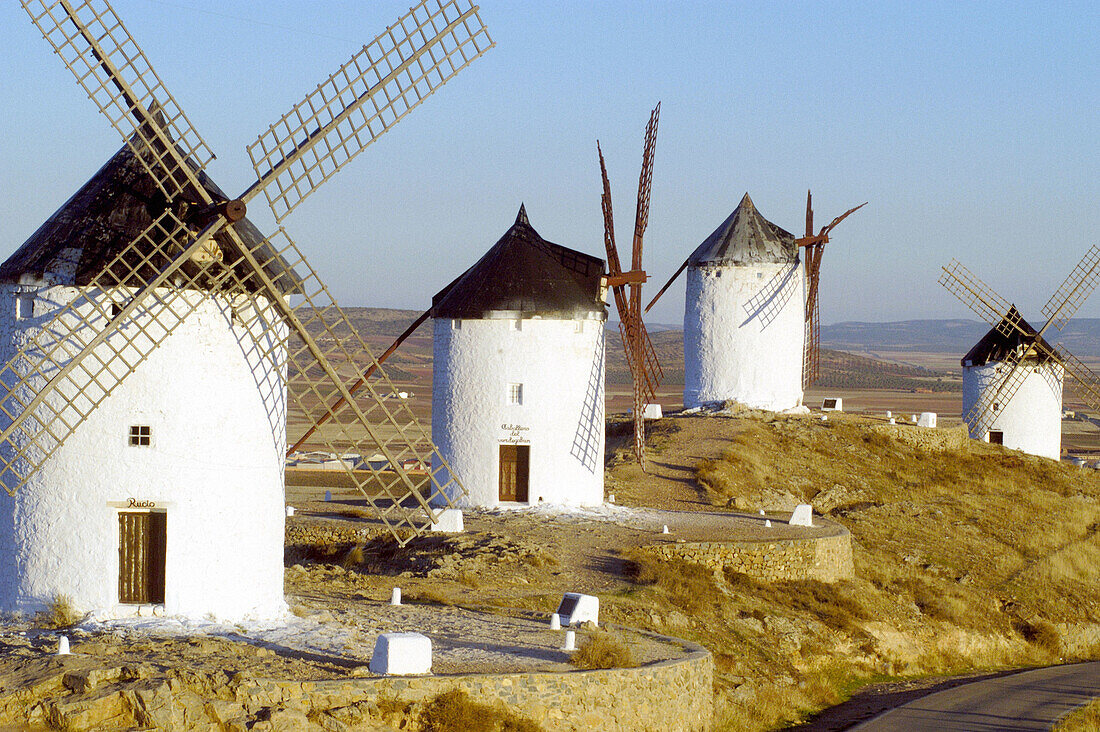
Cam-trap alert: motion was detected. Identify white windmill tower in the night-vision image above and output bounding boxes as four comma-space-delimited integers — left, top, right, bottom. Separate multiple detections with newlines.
0, 0, 491, 618
941, 248, 1100, 460
429, 206, 608, 508
646, 193, 863, 410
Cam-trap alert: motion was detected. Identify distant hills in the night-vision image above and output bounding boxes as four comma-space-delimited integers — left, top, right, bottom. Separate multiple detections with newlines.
318, 309, 1100, 393
821, 319, 1100, 357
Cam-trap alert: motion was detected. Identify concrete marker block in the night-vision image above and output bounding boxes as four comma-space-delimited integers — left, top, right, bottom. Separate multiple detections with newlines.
790, 504, 814, 527
429, 509, 464, 533
918, 412, 937, 428
556, 592, 599, 626
369, 632, 431, 675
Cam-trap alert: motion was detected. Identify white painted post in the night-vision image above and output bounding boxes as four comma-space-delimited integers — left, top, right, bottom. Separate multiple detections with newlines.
608, 494, 615, 504
889, 418, 896, 424
285, 506, 295, 517
549, 613, 561, 630
57, 635, 70, 655
764, 519, 772, 528
391, 587, 401, 606
886, 410, 892, 418
661, 524, 669, 534
563, 630, 576, 651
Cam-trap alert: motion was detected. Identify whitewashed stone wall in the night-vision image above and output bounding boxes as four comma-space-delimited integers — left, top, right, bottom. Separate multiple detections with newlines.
0, 284, 288, 619
962, 361, 1063, 460
684, 262, 805, 410
431, 316, 605, 508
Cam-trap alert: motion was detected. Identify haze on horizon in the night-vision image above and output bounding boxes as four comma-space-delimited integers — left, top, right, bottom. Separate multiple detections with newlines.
0, 1, 1095, 327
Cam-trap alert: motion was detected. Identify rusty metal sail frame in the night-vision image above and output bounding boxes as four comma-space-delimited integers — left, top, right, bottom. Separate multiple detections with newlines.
599, 103, 664, 471
797, 194, 867, 388
4, 0, 493, 541
939, 246, 1100, 440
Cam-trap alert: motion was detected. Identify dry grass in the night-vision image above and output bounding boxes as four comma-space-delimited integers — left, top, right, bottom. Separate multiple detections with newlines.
602, 413, 1100, 730
570, 630, 637, 670
418, 689, 543, 732
42, 595, 81, 629
1053, 697, 1100, 731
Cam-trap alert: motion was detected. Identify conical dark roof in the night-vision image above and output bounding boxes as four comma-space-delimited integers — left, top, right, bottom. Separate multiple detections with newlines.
431, 206, 606, 319
962, 306, 1061, 366
0, 140, 297, 292
688, 193, 797, 266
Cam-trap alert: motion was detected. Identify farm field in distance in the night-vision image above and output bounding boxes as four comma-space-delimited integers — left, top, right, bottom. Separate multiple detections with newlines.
287, 308, 1100, 459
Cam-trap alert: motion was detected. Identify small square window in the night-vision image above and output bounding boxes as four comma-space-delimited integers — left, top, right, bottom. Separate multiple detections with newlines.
574, 321, 584, 334
510, 320, 522, 331
129, 425, 151, 447
452, 319, 462, 330
508, 383, 523, 405
16, 294, 33, 320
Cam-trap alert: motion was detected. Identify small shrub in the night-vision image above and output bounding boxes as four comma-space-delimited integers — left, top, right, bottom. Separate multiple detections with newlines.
44, 594, 81, 629
1015, 617, 1062, 655
626, 553, 721, 614
342, 545, 365, 569
570, 629, 637, 670
418, 689, 542, 732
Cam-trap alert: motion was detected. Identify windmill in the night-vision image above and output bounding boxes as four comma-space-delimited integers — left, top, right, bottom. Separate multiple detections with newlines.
940, 246, 1100, 457
598, 103, 664, 471
3, 0, 494, 549
645, 191, 863, 410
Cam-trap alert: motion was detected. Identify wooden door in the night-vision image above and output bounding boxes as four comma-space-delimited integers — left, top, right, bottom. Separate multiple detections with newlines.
498, 444, 530, 502
989, 431, 1004, 445
119, 512, 166, 604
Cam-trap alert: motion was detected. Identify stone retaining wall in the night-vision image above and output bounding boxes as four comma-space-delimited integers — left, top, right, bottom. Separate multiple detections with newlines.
871, 423, 969, 452
641, 528, 854, 583
241, 635, 713, 731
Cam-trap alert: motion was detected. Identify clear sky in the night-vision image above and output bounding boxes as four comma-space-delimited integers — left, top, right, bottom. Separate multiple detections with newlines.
0, 1, 1096, 326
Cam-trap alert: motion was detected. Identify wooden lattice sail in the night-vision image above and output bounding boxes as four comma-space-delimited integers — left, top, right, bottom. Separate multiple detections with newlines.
3, 0, 494, 542
598, 104, 664, 471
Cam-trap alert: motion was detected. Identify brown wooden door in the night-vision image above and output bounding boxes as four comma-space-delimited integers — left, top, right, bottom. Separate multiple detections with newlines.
119, 512, 166, 604
989, 431, 1004, 445
498, 444, 530, 502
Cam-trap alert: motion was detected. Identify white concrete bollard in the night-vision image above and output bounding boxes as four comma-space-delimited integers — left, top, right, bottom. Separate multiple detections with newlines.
918, 412, 937, 428
821, 415, 828, 422
661, 524, 669, 534
889, 418, 896, 424
57, 635, 70, 655
562, 630, 576, 651
324, 490, 332, 502
886, 410, 892, 418
759, 509, 766, 516
911, 415, 917, 423
369, 633, 431, 675
285, 506, 295, 517
790, 504, 814, 527
607, 494, 615, 504
642, 403, 663, 419
390, 587, 401, 606
549, 613, 561, 630
764, 519, 772, 528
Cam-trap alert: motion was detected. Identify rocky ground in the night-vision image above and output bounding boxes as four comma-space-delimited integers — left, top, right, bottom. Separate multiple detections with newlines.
4, 409, 1100, 731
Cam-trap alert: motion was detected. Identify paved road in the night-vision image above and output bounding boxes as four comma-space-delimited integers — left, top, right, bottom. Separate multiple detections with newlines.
853, 661, 1100, 731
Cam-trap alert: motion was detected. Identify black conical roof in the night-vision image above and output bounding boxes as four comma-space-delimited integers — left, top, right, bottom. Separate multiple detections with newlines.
688, 193, 797, 266
0, 140, 297, 292
962, 306, 1061, 366
431, 206, 606, 319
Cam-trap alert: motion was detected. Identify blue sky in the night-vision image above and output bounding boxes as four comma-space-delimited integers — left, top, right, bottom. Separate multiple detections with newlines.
0, 1, 1096, 326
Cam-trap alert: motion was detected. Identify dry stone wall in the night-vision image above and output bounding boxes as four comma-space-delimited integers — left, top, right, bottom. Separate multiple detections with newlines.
245, 636, 713, 731
642, 528, 854, 583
